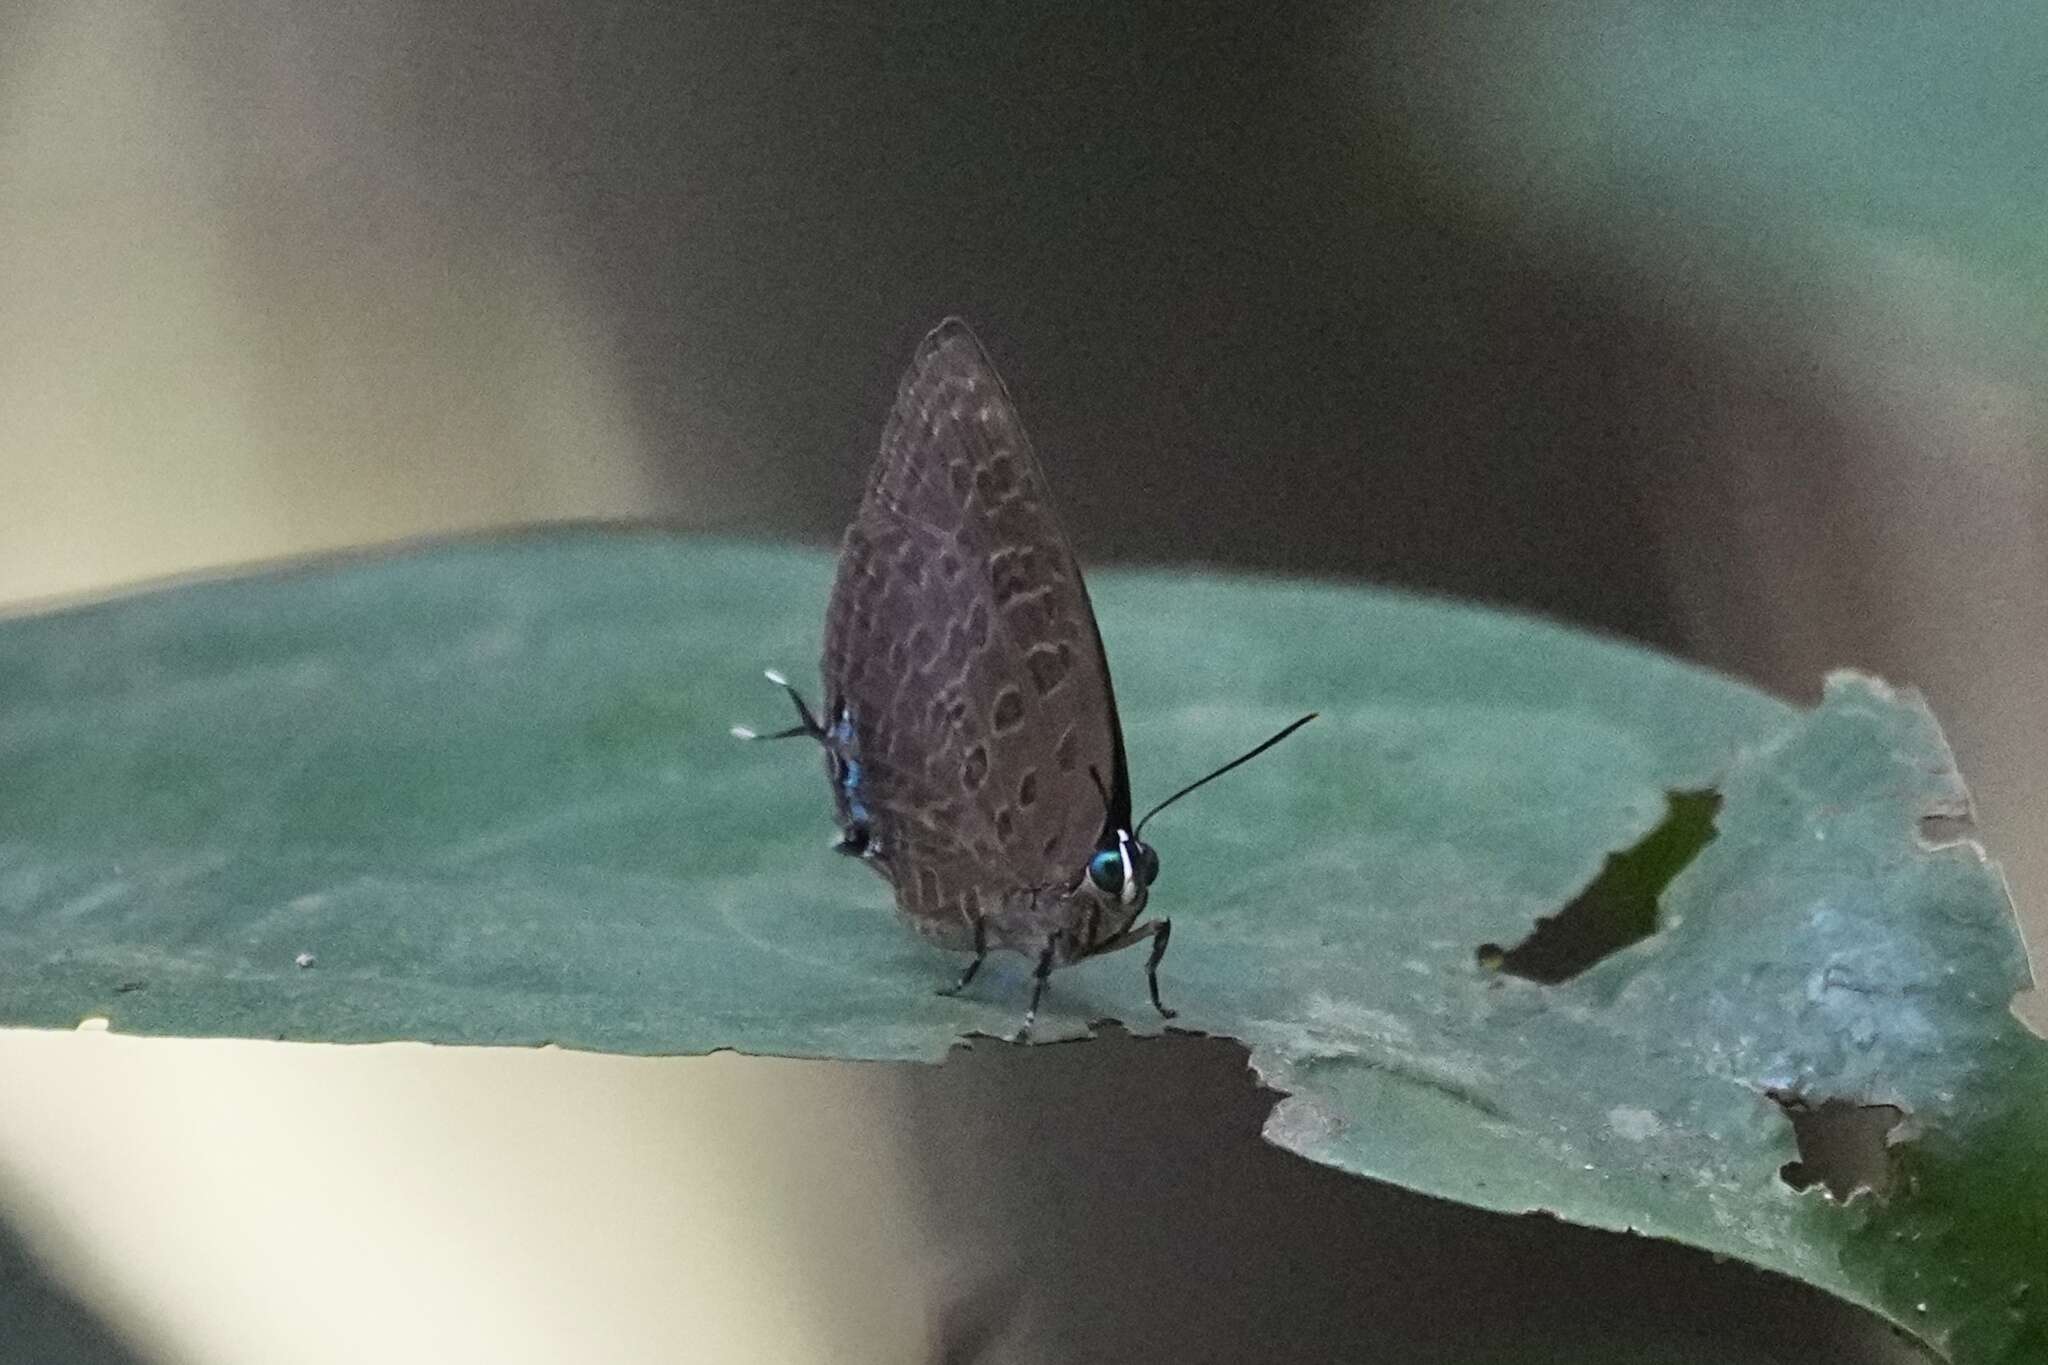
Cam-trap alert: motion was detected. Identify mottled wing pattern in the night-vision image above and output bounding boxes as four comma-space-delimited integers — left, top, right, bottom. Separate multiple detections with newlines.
822, 513, 1003, 945
821, 319, 1124, 946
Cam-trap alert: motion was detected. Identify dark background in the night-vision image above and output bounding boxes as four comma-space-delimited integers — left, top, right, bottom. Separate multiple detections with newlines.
3, 1, 2042, 1360
397, 2, 1722, 644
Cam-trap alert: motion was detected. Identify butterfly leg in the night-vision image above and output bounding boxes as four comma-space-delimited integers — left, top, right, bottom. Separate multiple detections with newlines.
936, 915, 988, 997
729, 669, 826, 741
1014, 937, 1059, 1042
1082, 918, 1178, 1020
1144, 919, 1177, 1019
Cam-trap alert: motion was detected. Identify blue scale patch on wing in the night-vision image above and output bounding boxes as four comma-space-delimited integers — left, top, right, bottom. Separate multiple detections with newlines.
831, 705, 871, 827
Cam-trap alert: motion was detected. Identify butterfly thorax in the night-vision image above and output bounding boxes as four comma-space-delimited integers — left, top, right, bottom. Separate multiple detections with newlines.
902, 861, 1149, 964
820, 695, 1153, 962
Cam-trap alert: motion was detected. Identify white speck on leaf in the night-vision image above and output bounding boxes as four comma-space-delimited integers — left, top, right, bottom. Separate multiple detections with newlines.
1608, 1106, 1663, 1141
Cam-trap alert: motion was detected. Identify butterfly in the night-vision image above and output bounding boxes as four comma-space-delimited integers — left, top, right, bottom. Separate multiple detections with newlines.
738, 319, 1313, 1038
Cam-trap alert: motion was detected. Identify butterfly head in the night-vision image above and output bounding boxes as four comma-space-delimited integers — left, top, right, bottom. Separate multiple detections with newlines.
1059, 828, 1158, 960
1085, 828, 1159, 909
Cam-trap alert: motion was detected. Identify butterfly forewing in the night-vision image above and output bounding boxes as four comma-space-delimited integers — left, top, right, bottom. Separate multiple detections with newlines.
821, 320, 1125, 948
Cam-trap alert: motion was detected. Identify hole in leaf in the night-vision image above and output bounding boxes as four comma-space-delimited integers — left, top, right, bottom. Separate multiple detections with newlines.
1917, 809, 1974, 845
1767, 1091, 1904, 1202
1477, 789, 1721, 984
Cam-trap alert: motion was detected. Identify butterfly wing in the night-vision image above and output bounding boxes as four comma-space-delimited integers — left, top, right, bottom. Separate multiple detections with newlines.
821, 319, 1128, 948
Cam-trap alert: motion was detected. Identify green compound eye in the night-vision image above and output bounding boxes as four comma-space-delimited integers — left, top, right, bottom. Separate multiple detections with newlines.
1135, 842, 1160, 887
1088, 848, 1124, 895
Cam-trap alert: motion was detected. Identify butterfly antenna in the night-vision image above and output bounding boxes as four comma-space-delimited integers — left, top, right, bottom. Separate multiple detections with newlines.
730, 669, 827, 741
1134, 713, 1317, 835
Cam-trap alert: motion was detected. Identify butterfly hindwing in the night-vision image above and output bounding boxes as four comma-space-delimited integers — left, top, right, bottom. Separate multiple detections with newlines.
820, 320, 1127, 949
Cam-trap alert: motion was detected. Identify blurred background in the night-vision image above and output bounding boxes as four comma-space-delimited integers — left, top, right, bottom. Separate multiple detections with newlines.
1, 1, 2041, 1360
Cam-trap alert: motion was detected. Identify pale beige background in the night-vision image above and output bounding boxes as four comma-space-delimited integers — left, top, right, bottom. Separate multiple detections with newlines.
0, 8, 934, 1362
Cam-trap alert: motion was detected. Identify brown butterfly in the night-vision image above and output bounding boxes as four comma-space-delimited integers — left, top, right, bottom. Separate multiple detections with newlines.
739, 319, 1312, 1037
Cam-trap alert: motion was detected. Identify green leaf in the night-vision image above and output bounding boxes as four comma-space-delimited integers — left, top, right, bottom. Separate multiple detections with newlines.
0, 530, 2039, 1361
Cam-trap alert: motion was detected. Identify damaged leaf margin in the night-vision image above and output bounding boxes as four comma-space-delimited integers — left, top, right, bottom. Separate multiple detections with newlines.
1245, 674, 2042, 1364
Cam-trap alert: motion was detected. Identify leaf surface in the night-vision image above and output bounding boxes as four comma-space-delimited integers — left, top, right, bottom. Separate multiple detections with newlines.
0, 531, 2037, 1361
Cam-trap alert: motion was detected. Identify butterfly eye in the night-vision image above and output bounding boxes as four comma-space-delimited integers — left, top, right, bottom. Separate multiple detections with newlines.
1088, 848, 1125, 896
1135, 842, 1160, 887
